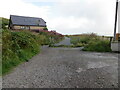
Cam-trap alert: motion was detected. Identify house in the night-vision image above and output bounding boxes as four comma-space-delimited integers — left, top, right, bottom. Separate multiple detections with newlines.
9, 15, 47, 31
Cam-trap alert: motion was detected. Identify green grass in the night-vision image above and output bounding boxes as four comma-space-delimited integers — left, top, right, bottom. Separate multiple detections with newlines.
70, 33, 111, 52
82, 40, 111, 52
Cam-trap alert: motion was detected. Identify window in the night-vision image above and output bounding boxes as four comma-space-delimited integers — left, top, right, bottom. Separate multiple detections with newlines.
20, 26, 25, 29
20, 26, 29, 30
26, 26, 29, 30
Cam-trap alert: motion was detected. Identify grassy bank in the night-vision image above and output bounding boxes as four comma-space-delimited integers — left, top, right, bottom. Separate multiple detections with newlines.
2, 30, 41, 74
70, 33, 111, 52
2, 29, 64, 75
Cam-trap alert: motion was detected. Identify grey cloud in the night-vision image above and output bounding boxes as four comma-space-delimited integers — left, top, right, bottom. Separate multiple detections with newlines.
48, 0, 116, 35
23, 0, 117, 35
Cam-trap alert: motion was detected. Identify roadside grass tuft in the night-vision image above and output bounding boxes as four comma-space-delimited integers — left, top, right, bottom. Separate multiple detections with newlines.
70, 33, 111, 52
82, 39, 112, 52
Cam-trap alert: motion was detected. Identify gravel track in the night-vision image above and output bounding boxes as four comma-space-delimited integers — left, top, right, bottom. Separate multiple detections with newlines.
2, 47, 118, 88
54, 37, 71, 46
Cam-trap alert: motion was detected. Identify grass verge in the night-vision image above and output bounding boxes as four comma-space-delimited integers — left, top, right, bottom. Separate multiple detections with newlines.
2, 30, 40, 75
70, 33, 112, 52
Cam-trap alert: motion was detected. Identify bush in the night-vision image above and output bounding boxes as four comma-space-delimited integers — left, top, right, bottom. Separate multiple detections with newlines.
70, 33, 111, 52
11, 31, 40, 53
2, 29, 64, 75
43, 27, 48, 30
0, 17, 9, 29
83, 39, 111, 52
37, 35, 48, 45
39, 30, 64, 46
2, 29, 64, 74
2, 30, 40, 74
71, 33, 98, 46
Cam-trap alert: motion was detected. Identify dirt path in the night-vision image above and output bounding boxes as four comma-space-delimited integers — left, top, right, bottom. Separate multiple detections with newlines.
3, 47, 118, 88
54, 37, 71, 46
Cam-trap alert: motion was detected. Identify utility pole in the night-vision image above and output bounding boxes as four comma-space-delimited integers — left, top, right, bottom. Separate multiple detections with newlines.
113, 0, 119, 41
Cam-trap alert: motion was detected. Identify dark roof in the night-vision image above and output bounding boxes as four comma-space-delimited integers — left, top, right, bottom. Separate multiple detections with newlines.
10, 15, 46, 27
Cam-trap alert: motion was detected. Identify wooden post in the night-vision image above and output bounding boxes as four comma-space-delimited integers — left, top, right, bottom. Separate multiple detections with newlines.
113, 0, 119, 41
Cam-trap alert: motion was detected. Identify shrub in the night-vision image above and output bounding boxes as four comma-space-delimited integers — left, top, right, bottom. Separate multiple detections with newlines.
2, 30, 40, 74
43, 27, 48, 30
0, 17, 9, 29
39, 30, 64, 45
11, 31, 40, 53
37, 35, 48, 45
70, 33, 98, 46
83, 39, 111, 52
2, 29, 64, 74
70, 33, 111, 52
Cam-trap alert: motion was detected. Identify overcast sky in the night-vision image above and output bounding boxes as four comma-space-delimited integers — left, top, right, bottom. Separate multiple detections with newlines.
0, 0, 119, 36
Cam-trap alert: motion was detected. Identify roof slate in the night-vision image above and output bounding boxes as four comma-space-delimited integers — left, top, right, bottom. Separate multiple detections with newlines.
10, 15, 46, 27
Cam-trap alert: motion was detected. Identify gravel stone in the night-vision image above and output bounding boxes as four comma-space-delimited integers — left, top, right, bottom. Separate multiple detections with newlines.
2, 47, 118, 88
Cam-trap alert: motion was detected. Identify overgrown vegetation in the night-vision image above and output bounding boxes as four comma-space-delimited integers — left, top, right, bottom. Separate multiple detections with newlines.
39, 30, 64, 46
0, 17, 9, 29
70, 33, 111, 52
83, 39, 111, 52
43, 27, 48, 30
2, 29, 63, 75
2, 30, 40, 74
1, 17, 64, 75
